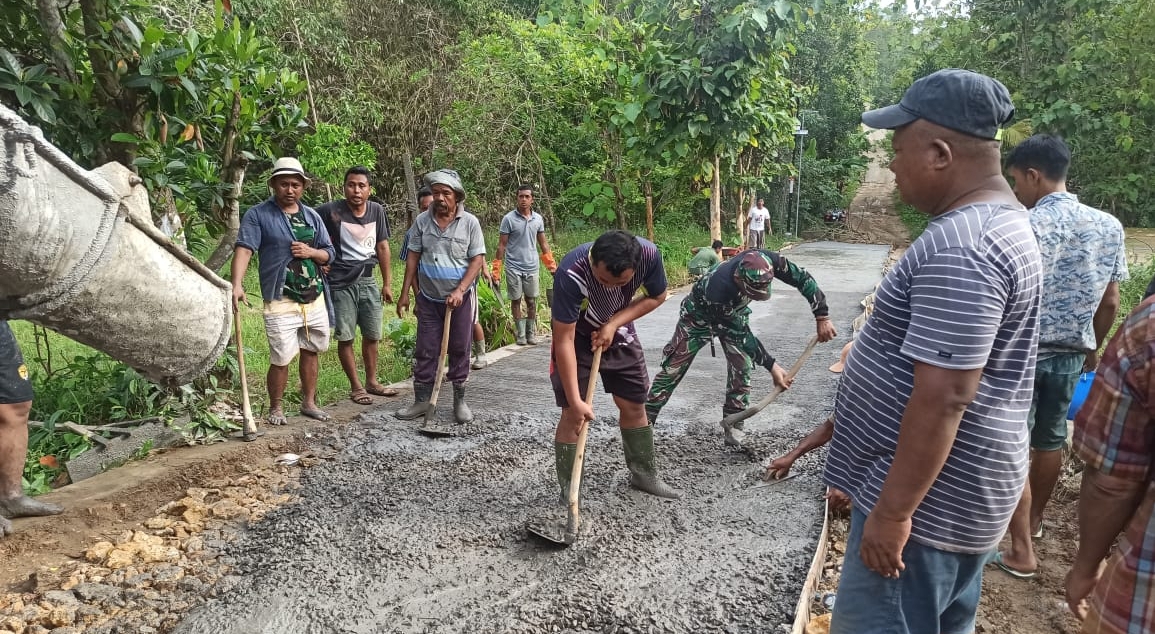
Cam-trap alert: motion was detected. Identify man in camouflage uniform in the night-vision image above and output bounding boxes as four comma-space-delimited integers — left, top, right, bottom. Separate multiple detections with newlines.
646, 250, 836, 436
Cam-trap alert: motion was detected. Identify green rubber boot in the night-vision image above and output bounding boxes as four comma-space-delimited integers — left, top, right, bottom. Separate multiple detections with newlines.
526, 319, 538, 345
555, 442, 578, 503
471, 340, 488, 370
516, 319, 528, 345
621, 426, 682, 499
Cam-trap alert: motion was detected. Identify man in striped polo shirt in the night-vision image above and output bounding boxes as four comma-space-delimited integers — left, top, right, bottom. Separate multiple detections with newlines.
548, 230, 680, 501
395, 169, 486, 425
823, 69, 1041, 634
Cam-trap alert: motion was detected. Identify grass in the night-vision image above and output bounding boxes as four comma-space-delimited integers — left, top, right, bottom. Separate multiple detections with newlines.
895, 195, 928, 240
12, 224, 741, 421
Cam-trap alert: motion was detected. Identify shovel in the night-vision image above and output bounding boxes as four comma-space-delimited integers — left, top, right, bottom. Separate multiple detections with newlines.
527, 348, 603, 546
720, 335, 819, 447
233, 303, 260, 442
418, 307, 456, 437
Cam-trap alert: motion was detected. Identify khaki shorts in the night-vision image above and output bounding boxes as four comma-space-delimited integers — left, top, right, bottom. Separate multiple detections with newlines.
263, 296, 330, 366
506, 270, 540, 301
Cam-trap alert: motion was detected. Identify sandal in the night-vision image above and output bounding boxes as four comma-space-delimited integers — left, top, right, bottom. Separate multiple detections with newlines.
267, 409, 288, 426
366, 383, 399, 397
350, 388, 374, 405
300, 407, 332, 422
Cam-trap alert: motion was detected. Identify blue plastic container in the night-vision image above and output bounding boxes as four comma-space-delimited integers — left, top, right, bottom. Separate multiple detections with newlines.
1067, 371, 1096, 421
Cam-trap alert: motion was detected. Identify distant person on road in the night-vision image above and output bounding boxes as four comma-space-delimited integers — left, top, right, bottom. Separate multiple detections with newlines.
822, 69, 1040, 634
1062, 298, 1155, 634
645, 249, 836, 444
0, 321, 63, 538
747, 198, 771, 248
493, 185, 556, 346
318, 166, 398, 406
688, 239, 724, 279
548, 230, 679, 500
232, 157, 336, 425
395, 169, 485, 425
996, 134, 1128, 579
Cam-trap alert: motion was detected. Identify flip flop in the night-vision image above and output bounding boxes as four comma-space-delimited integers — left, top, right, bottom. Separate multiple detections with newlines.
267, 410, 288, 426
366, 384, 399, 397
992, 552, 1036, 579
350, 388, 373, 405
300, 407, 332, 422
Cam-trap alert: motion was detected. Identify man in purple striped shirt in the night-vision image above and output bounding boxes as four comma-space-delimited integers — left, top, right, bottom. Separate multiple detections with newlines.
548, 230, 680, 501
823, 69, 1041, 634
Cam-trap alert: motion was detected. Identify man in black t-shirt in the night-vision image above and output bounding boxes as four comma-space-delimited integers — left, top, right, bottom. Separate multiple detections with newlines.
318, 166, 396, 404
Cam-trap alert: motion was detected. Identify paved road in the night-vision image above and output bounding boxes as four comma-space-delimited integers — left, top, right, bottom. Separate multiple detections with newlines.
175, 242, 889, 634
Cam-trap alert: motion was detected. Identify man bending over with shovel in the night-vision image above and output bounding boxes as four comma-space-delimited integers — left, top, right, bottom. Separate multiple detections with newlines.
645, 250, 836, 442
395, 169, 485, 425
549, 230, 681, 500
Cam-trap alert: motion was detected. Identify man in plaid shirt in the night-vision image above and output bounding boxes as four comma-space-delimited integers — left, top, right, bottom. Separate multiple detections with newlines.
1065, 298, 1155, 633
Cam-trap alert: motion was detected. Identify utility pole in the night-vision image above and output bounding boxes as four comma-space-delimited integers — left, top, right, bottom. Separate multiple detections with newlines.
794, 109, 818, 236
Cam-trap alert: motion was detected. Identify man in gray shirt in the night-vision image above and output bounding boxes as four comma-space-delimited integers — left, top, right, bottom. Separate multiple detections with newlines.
823, 70, 1041, 634
395, 169, 485, 424
493, 185, 556, 345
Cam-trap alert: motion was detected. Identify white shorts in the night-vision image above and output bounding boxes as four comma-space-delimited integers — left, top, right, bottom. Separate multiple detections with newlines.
263, 296, 330, 366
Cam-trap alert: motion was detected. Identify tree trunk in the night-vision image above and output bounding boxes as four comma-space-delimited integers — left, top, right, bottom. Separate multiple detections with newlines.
205, 92, 248, 272
154, 186, 186, 250
644, 180, 654, 243
402, 143, 418, 227
290, 18, 332, 201
79, 0, 140, 167
735, 186, 746, 243
35, 0, 77, 84
710, 155, 721, 241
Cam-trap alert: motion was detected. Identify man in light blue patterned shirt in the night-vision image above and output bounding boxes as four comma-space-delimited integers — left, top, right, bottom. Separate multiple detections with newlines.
997, 134, 1128, 578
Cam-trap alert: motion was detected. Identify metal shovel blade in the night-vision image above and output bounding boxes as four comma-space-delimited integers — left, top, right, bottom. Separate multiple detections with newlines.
525, 516, 576, 546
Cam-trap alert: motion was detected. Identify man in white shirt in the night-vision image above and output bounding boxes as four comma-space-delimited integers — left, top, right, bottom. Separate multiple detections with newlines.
747, 198, 771, 248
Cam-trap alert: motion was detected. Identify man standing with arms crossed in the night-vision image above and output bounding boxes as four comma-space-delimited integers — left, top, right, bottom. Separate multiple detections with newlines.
995, 134, 1127, 578
395, 170, 485, 425
318, 166, 398, 405
492, 185, 557, 346
233, 157, 335, 425
747, 198, 771, 248
823, 70, 1041, 634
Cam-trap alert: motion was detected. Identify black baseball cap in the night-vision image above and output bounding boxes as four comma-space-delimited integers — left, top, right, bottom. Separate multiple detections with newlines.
862, 69, 1015, 140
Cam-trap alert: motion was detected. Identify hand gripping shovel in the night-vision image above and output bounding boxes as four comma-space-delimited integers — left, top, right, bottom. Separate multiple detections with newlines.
232, 304, 261, 442
527, 348, 603, 546
418, 307, 456, 437
720, 335, 819, 447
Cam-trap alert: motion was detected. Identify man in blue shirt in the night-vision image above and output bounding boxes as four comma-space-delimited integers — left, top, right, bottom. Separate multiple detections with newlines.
232, 157, 335, 426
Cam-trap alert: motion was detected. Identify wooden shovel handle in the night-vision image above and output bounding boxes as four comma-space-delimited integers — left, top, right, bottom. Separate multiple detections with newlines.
566, 347, 603, 538
721, 335, 819, 428
427, 306, 455, 412
234, 306, 257, 438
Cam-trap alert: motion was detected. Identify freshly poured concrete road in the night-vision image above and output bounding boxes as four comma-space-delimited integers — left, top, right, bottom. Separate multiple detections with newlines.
176, 242, 890, 634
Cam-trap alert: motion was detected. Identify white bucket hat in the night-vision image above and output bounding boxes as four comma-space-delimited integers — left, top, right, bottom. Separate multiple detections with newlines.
268, 157, 311, 184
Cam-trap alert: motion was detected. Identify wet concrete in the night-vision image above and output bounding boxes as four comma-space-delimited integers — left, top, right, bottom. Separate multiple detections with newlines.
174, 242, 890, 634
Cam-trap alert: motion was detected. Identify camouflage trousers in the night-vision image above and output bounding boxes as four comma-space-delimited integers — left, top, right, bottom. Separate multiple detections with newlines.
645, 301, 763, 425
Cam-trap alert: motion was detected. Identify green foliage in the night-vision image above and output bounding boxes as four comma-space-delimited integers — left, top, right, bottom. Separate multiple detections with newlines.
895, 196, 928, 240
298, 123, 378, 192
1114, 257, 1155, 336
383, 318, 417, 361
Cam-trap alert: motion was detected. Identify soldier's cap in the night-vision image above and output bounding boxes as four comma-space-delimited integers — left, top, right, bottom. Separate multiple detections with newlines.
424, 169, 467, 202
862, 69, 1015, 141
268, 157, 311, 184
734, 251, 774, 301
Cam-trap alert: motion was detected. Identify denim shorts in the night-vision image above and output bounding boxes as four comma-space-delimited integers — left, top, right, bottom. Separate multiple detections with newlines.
830, 508, 989, 634
1028, 352, 1084, 451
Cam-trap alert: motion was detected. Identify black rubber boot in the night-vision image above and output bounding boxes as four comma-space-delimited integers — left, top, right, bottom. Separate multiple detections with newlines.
453, 383, 473, 424
395, 382, 433, 420
621, 426, 682, 499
